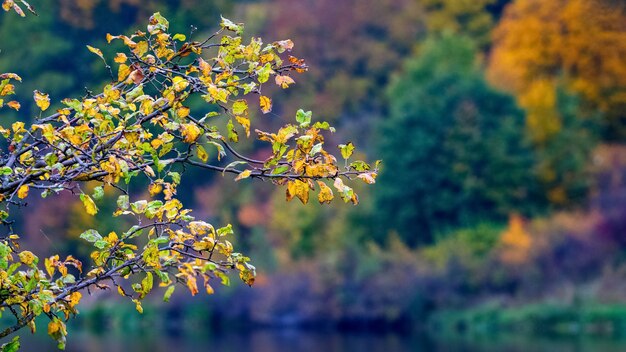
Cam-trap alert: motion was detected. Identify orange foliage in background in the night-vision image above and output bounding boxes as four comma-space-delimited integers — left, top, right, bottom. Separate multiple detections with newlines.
499, 214, 532, 264
488, 0, 626, 141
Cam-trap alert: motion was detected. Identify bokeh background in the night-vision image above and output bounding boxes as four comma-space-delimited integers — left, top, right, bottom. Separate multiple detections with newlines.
4, 0, 626, 350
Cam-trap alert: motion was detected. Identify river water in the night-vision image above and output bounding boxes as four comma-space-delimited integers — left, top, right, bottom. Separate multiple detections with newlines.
15, 328, 626, 352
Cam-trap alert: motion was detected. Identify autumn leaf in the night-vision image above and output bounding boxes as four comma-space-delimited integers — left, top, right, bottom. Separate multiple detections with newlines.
274, 39, 294, 53
133, 41, 148, 57
18, 250, 36, 265
357, 172, 377, 184
275, 75, 295, 89
176, 106, 190, 118
17, 185, 28, 199
317, 181, 334, 204
114, 53, 127, 63
6, 101, 19, 111
198, 58, 212, 76
33, 90, 50, 111
68, 292, 82, 308
86, 45, 104, 60
234, 169, 252, 181
235, 115, 250, 137
181, 123, 201, 143
286, 179, 310, 204
259, 95, 272, 114
118, 64, 131, 82
196, 144, 209, 162
148, 183, 162, 196
0, 73, 21, 81
128, 67, 145, 84
79, 193, 98, 215
172, 76, 189, 92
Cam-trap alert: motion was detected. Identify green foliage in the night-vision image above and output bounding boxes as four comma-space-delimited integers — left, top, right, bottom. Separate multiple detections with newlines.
422, 0, 498, 47
533, 88, 600, 206
421, 223, 503, 272
375, 33, 542, 245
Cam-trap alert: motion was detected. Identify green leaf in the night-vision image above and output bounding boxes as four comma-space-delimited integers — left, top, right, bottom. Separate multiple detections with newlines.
296, 109, 312, 127
338, 142, 355, 160
257, 63, 273, 84
94, 240, 108, 250
131, 200, 148, 214
172, 33, 186, 41
117, 195, 130, 210
148, 12, 169, 34
232, 100, 248, 115
217, 224, 234, 237
220, 16, 244, 35
141, 272, 154, 294
0, 166, 12, 175
168, 171, 181, 184
80, 229, 102, 243
349, 160, 370, 171
227, 119, 239, 142
1, 336, 20, 352
309, 143, 323, 156
163, 285, 175, 302
92, 186, 104, 200
222, 161, 248, 176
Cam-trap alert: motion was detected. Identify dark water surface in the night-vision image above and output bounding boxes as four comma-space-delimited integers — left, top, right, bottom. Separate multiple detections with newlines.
15, 329, 626, 352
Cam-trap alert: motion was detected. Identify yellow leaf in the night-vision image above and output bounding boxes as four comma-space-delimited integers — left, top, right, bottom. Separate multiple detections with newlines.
118, 64, 131, 82
45, 256, 57, 277
86, 45, 104, 60
17, 185, 28, 199
12, 121, 24, 133
186, 276, 199, 296
317, 181, 334, 204
234, 169, 252, 181
114, 53, 127, 64
33, 90, 50, 111
286, 179, 309, 204
47, 320, 62, 335
181, 123, 202, 143
196, 144, 209, 162
176, 106, 190, 118
135, 300, 143, 314
18, 250, 36, 265
235, 115, 250, 137
259, 95, 272, 114
148, 182, 162, 196
198, 58, 212, 76
80, 194, 98, 215
172, 76, 189, 92
0, 83, 14, 96
133, 41, 148, 57
68, 291, 82, 308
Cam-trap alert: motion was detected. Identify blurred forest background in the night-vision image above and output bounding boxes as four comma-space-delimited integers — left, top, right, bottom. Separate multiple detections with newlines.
5, 0, 626, 343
